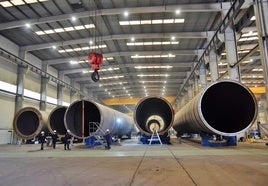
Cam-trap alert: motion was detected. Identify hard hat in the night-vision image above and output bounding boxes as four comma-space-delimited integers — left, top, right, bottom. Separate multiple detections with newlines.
53, 130, 56, 133
67, 130, 70, 132
106, 129, 110, 132
41, 131, 44, 134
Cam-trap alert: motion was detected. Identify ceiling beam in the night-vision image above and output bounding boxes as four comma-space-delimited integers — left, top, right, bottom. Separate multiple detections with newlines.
73, 74, 187, 83
61, 62, 193, 74
101, 96, 176, 106
0, 3, 230, 30
44, 50, 199, 65
22, 32, 208, 51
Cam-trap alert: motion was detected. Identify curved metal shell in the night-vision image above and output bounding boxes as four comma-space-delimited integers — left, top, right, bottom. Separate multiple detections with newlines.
173, 80, 258, 136
64, 100, 135, 139
134, 96, 174, 136
47, 106, 67, 136
13, 107, 48, 139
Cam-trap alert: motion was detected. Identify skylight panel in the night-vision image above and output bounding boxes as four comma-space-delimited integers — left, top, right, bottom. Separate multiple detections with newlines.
162, 41, 170, 45
163, 19, 174, 23
65, 49, 74, 52
152, 42, 161, 45
0, 0, 48, 7
11, 0, 25, 5
35, 31, 45, 35
64, 27, 75, 31
35, 24, 94, 36
142, 42, 151, 45
141, 20, 151, 24
44, 30, 54, 34
84, 24, 95, 28
25, 0, 38, 3
58, 50, 65, 53
58, 45, 107, 53
119, 21, 130, 25
129, 20, 140, 25
0, 1, 13, 7
54, 28, 65, 33
120, 19, 184, 26
101, 75, 124, 80
135, 42, 144, 45
131, 54, 175, 58
74, 25, 85, 30
127, 41, 179, 46
175, 19, 185, 23
134, 65, 173, 69
81, 46, 89, 50
152, 20, 163, 24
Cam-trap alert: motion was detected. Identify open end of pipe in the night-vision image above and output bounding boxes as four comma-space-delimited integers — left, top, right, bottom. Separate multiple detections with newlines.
49, 107, 67, 135
16, 111, 40, 137
135, 97, 173, 135
65, 100, 101, 139
201, 81, 257, 135
146, 116, 164, 133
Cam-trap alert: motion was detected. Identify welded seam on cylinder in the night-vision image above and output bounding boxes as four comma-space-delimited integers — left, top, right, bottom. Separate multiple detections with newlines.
168, 147, 198, 186
128, 147, 148, 186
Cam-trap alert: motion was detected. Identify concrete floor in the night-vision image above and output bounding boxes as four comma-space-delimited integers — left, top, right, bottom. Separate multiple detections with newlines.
0, 137, 268, 186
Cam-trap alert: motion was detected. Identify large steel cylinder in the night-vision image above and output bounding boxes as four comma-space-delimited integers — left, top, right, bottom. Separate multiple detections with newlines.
64, 100, 135, 139
134, 96, 174, 136
48, 106, 67, 136
173, 80, 258, 136
13, 107, 48, 139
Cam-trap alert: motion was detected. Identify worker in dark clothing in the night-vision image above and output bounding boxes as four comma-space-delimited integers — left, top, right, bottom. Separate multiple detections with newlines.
39, 131, 46, 150
104, 129, 112, 149
51, 130, 58, 149
64, 130, 72, 150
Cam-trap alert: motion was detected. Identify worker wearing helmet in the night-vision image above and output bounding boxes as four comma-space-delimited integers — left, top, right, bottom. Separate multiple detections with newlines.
64, 130, 72, 150
39, 131, 46, 150
104, 129, 112, 149
51, 130, 58, 149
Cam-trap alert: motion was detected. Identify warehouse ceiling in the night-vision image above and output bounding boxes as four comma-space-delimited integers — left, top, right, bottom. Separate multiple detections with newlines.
0, 0, 264, 113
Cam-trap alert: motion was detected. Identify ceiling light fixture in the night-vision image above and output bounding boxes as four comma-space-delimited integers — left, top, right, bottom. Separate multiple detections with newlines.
25, 23, 31, 28
175, 9, 181, 14
124, 11, 129, 17
71, 16, 77, 22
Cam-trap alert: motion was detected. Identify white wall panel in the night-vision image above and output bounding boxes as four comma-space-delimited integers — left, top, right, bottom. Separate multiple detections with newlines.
0, 93, 15, 144
24, 72, 41, 93
0, 59, 17, 85
0, 35, 19, 56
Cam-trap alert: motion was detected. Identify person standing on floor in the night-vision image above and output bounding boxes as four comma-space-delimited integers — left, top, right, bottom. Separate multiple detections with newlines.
51, 130, 58, 149
39, 131, 46, 150
104, 129, 112, 149
64, 130, 72, 150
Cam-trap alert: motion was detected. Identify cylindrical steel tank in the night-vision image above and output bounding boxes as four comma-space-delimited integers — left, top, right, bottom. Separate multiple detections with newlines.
48, 106, 67, 136
13, 107, 48, 139
64, 100, 135, 139
173, 80, 258, 136
134, 96, 174, 136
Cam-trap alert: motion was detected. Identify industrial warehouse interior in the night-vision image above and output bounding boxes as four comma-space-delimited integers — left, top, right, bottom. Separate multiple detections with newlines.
0, 0, 268, 185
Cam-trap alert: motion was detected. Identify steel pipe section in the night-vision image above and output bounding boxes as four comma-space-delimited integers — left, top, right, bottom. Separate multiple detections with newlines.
173, 80, 258, 136
48, 106, 67, 136
134, 96, 174, 136
64, 100, 135, 139
13, 107, 48, 139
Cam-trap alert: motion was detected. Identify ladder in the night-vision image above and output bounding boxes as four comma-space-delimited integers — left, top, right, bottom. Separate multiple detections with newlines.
149, 130, 162, 145
87, 122, 106, 148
